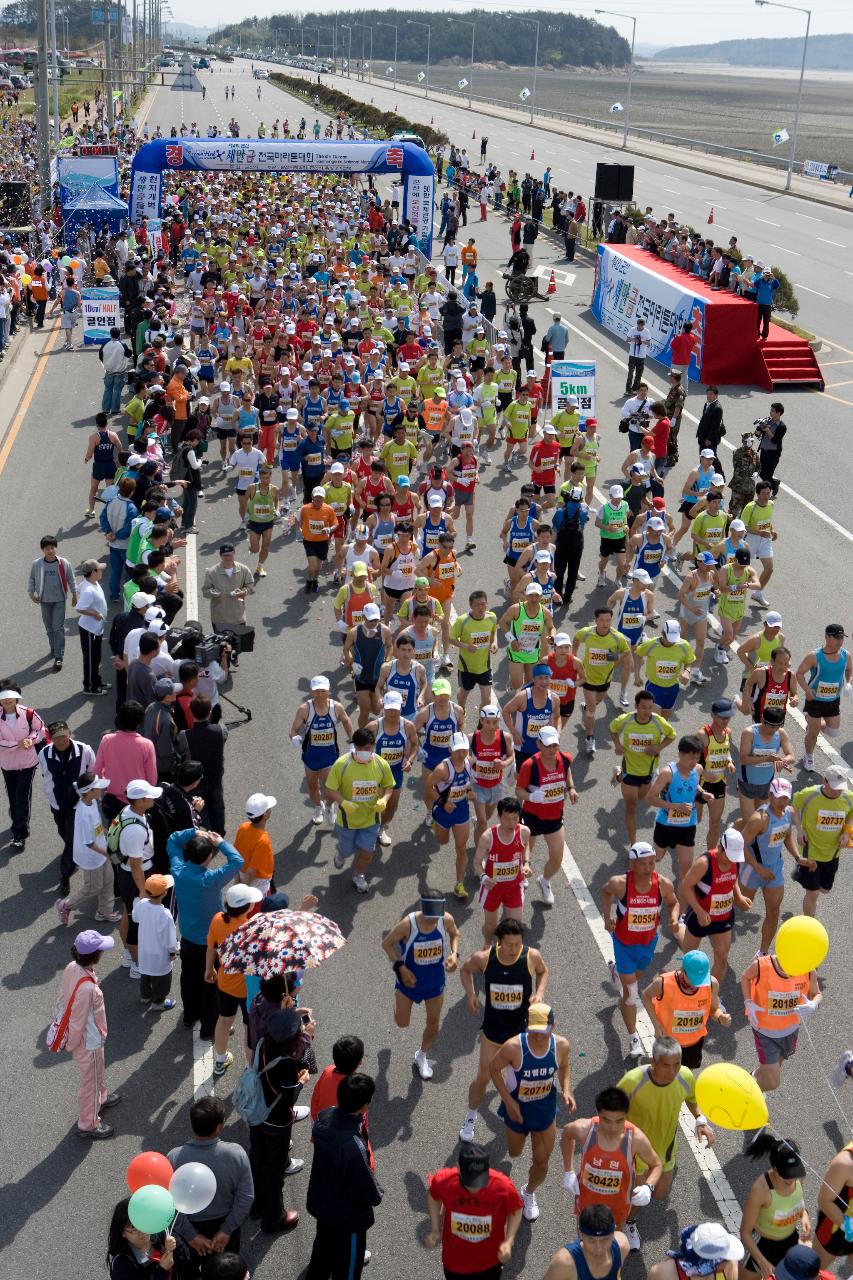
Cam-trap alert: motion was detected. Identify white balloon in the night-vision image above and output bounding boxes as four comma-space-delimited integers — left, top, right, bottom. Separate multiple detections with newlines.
169, 1162, 217, 1214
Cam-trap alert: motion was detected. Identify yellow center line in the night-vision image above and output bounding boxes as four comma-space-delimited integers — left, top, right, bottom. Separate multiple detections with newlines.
825, 379, 853, 389
817, 389, 853, 408
0, 324, 60, 475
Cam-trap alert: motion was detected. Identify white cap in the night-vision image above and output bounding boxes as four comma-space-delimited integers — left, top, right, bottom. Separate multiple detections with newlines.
628, 840, 656, 860
525, 583, 544, 595
663, 619, 681, 640
700, 448, 716, 459
628, 568, 652, 584
567, 395, 579, 406
765, 611, 783, 627
535, 550, 552, 563
330, 462, 345, 475
450, 731, 470, 752
311, 486, 327, 499
286, 408, 299, 420
126, 779, 163, 800
383, 690, 403, 709
824, 764, 851, 790
538, 726, 560, 746
225, 883, 264, 909
428, 494, 444, 507
769, 777, 792, 797
544, 424, 557, 434
363, 602, 381, 621
554, 631, 572, 646
687, 1225, 745, 1265
455, 377, 466, 390
131, 592, 156, 609
609, 484, 623, 500
219, 381, 231, 392
245, 792, 276, 819
647, 517, 665, 531
459, 407, 474, 426
719, 828, 745, 862
480, 704, 500, 718
310, 675, 330, 692
730, 518, 747, 532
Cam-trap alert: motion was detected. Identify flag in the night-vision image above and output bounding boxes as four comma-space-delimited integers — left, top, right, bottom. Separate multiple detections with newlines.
385, 65, 393, 75
773, 127, 790, 147
417, 71, 425, 82
458, 78, 468, 88
362, 61, 369, 69
342, 59, 348, 69
609, 102, 623, 113
519, 88, 531, 101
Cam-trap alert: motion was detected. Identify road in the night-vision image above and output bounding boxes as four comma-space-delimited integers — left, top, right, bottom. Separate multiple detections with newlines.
1, 62, 852, 1280
250, 57, 853, 364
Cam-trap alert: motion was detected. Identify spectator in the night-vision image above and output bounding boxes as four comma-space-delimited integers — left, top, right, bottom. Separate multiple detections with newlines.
142, 679, 186, 782
0, 682, 46, 849
625, 319, 651, 396
755, 401, 787, 497
543, 314, 569, 361
106, 1196, 177, 1278
75, 559, 110, 696
248, 1007, 310, 1234
167, 827, 243, 1037
306, 1073, 383, 1280
27, 534, 78, 671
132, 873, 178, 1011
51, 929, 120, 1139
94, 701, 158, 822
670, 322, 697, 392
168, 1096, 254, 1271
179, 695, 228, 834
753, 264, 780, 340
696, 386, 726, 458
39, 719, 96, 895
127, 632, 161, 707
99, 327, 129, 417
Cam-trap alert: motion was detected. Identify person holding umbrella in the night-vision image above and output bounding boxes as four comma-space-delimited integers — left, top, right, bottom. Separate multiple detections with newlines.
248, 1007, 310, 1236
206, 883, 264, 1078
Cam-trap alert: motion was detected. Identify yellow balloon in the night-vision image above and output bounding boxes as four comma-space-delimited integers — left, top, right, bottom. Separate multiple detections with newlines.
695, 1062, 769, 1131
776, 915, 829, 977
21, 273, 31, 285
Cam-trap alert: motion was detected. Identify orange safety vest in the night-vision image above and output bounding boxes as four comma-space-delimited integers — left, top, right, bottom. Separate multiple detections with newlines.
577, 1117, 636, 1226
652, 970, 712, 1047
750, 954, 809, 1034
423, 399, 450, 434
461, 244, 478, 266
428, 549, 458, 603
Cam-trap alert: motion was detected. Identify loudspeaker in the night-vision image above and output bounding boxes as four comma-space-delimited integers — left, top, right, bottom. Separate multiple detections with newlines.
0, 180, 31, 227
594, 163, 634, 203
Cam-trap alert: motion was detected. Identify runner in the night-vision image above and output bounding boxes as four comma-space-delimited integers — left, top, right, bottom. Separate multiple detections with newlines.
414, 679, 464, 807
740, 949, 821, 1096
714, 547, 759, 665
299, 486, 339, 595
289, 675, 353, 826
610, 695, 677, 844
574, 609, 631, 756
695, 699, 737, 850
544, 1206, 630, 1280
739, 779, 800, 953
489, 1003, 575, 1223
635, 620, 696, 720
342, 602, 393, 728
324, 727, 396, 894
741, 645, 798, 725
646, 1224, 744, 1280
645, 736, 714, 887
741, 481, 777, 608
608, 571, 654, 708
469, 705, 515, 845
516, 725, 578, 905
795, 624, 852, 772
815, 1143, 853, 1270
368, 690, 419, 846
474, 797, 532, 943
426, 731, 474, 900
642, 950, 731, 1069
419, 532, 462, 665
381, 891, 460, 1080
549, 632, 585, 731
500, 586, 555, 691
426, 1144, 524, 1275
736, 709, 795, 821
677, 554, 717, 684
450, 591, 499, 726
376, 633, 427, 723
791, 765, 853, 916
596, 486, 631, 588
740, 1131, 809, 1276
502, 664, 560, 777
244, 464, 278, 578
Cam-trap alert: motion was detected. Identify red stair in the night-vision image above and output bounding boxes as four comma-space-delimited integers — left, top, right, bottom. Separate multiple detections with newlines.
753, 323, 824, 392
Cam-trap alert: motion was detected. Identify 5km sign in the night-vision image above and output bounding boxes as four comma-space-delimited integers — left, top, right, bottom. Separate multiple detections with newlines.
551, 360, 596, 418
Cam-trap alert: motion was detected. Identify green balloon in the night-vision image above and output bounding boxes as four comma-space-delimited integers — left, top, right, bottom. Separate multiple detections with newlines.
60, 255, 72, 267
128, 1184, 175, 1234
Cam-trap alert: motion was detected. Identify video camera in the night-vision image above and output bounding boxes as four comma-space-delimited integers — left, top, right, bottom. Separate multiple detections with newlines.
167, 621, 255, 670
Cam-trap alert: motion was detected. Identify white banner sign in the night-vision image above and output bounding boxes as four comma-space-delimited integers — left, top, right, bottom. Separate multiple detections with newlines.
404, 173, 435, 247
81, 287, 121, 346
550, 361, 596, 418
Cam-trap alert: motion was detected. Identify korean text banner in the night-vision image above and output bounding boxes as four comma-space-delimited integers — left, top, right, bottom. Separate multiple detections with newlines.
591, 244, 704, 379
551, 362, 596, 419
81, 287, 121, 346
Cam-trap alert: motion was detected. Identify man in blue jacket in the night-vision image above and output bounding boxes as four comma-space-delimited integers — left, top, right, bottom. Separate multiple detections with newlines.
753, 265, 780, 341
168, 827, 243, 1039
307, 1074, 383, 1280
99, 476, 138, 602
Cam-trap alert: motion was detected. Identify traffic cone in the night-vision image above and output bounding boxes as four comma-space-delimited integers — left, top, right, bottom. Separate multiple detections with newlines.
431, 115, 434, 124
530, 148, 535, 160
547, 270, 556, 295
707, 207, 714, 224
472, 129, 476, 139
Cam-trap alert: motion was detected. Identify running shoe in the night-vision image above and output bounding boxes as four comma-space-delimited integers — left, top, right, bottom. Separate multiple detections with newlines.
56, 898, 70, 926
628, 1033, 644, 1058
414, 1049, 434, 1080
459, 1115, 477, 1142
454, 881, 468, 900
537, 874, 555, 905
312, 805, 324, 825
520, 1185, 540, 1222
378, 828, 392, 846
352, 872, 370, 894
625, 1222, 641, 1252
213, 1051, 234, 1078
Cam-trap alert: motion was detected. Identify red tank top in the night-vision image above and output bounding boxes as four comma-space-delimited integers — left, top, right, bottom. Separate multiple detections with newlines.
548, 653, 580, 705
519, 752, 572, 820
391, 494, 415, 521
753, 668, 791, 721
578, 1118, 636, 1226
614, 869, 662, 946
470, 730, 507, 788
483, 826, 525, 885
695, 848, 738, 919
362, 476, 388, 511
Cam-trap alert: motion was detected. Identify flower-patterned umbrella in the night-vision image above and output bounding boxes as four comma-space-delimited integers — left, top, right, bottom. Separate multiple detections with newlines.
219, 909, 345, 977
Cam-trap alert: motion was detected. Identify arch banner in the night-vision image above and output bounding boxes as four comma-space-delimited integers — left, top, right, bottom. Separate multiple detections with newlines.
129, 137, 435, 255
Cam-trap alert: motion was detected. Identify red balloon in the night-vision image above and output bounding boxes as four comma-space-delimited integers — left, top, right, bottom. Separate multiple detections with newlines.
127, 1151, 173, 1193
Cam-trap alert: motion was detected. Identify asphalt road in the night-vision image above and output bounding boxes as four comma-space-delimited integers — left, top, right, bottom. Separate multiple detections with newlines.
247, 56, 853, 362
1, 64, 852, 1280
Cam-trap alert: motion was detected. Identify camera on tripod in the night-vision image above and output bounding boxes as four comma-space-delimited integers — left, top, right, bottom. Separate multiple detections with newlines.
168, 621, 255, 670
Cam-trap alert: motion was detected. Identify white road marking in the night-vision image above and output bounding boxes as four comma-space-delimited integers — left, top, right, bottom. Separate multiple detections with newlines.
558, 843, 742, 1232
755, 217, 781, 226
534, 264, 575, 287
794, 284, 831, 298
795, 212, 820, 221
662, 186, 680, 194
818, 238, 846, 248
185, 531, 198, 618
771, 244, 800, 255
193, 1030, 215, 1099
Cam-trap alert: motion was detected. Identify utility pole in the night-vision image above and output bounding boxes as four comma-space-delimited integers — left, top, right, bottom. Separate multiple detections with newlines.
104, 5, 115, 128
48, 0, 60, 145
35, 0, 52, 218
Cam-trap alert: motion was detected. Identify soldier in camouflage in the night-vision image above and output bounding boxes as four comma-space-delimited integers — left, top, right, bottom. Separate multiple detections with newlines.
728, 431, 759, 517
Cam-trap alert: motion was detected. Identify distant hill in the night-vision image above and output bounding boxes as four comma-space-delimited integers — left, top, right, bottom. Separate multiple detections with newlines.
653, 33, 853, 69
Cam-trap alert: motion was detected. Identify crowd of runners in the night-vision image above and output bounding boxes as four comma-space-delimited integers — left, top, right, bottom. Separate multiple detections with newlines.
3, 72, 852, 1280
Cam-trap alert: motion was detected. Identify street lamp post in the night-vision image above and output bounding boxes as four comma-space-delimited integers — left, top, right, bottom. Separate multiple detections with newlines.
377, 20, 398, 90
503, 13, 540, 125
407, 20, 431, 98
351, 22, 372, 82
755, 0, 811, 191
341, 24, 352, 77
448, 16, 475, 110
595, 8, 636, 149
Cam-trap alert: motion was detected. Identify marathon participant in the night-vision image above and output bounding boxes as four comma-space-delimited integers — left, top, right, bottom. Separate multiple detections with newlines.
646, 1224, 744, 1280
342, 602, 393, 729
596, 486, 630, 588
695, 698, 737, 850
368, 691, 419, 847
469, 705, 515, 845
714, 548, 759, 665
740, 1132, 809, 1277
645, 736, 713, 887
608, 571, 654, 707
549, 632, 585, 729
474, 797, 532, 943
376, 633, 428, 722
516, 725, 578, 906
574, 609, 631, 756
560, 1087, 661, 1241
815, 1144, 853, 1270
334, 561, 380, 637
601, 841, 679, 1059
736, 708, 795, 821
739, 778, 799, 954
490, 1003, 575, 1224
740, 949, 821, 1097
244, 464, 278, 578
289, 675, 353, 827
500, 585, 555, 692
741, 481, 777, 609
419, 531, 463, 665
791, 765, 853, 916
544, 1206, 630, 1280
678, 827, 751, 983
736, 613, 785, 680
381, 891, 460, 1081
635, 620, 696, 720
741, 645, 797, 725
426, 1143, 524, 1278
610, 693, 677, 844
502, 663, 560, 776
323, 727, 395, 895
299, 486, 338, 595
795, 624, 852, 773
642, 950, 731, 1070
449, 591, 499, 726
426, 731, 474, 900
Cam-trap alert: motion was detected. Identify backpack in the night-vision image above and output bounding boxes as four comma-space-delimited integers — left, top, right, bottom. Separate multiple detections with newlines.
556, 503, 582, 544
233, 1042, 284, 1126
169, 445, 191, 483
106, 811, 148, 869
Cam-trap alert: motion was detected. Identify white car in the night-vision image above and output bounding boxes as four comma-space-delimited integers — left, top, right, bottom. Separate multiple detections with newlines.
252, 68, 269, 80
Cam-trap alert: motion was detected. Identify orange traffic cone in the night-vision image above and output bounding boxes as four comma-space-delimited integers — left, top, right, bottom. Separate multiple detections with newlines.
547, 270, 556, 295
707, 207, 714, 224
530, 149, 535, 160
431, 115, 434, 124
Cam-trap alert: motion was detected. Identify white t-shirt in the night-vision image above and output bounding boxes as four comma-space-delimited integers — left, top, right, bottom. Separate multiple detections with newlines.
132, 898, 178, 976
118, 807, 153, 871
73, 798, 108, 871
76, 580, 107, 637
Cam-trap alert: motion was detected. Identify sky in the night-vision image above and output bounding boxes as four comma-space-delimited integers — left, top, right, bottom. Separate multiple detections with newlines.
164, 0, 852, 53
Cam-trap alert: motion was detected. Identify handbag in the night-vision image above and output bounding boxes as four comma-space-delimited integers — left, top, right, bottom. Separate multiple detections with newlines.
46, 974, 95, 1052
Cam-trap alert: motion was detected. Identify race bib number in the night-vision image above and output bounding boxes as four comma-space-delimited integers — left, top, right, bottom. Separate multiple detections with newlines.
655, 660, 678, 681
518, 1079, 554, 1102
816, 810, 844, 833
710, 892, 733, 918
672, 1008, 706, 1032
628, 733, 654, 752
308, 518, 328, 536
768, 823, 790, 846
668, 805, 692, 826
582, 1165, 624, 1195
816, 682, 840, 699
350, 780, 378, 802
767, 989, 802, 1017
310, 729, 334, 746
493, 859, 520, 881
627, 909, 657, 933
450, 1212, 493, 1242
412, 940, 443, 965
430, 728, 452, 748
587, 647, 610, 669
542, 781, 566, 803
469, 630, 491, 649
380, 744, 404, 766
489, 983, 523, 1008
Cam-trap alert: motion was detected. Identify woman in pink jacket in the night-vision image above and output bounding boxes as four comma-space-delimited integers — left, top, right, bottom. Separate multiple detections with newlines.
53, 930, 122, 1139
0, 682, 46, 848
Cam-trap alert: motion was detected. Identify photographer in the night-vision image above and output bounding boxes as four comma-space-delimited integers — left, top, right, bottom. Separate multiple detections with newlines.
754, 403, 786, 498
178, 695, 228, 836
621, 383, 655, 451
